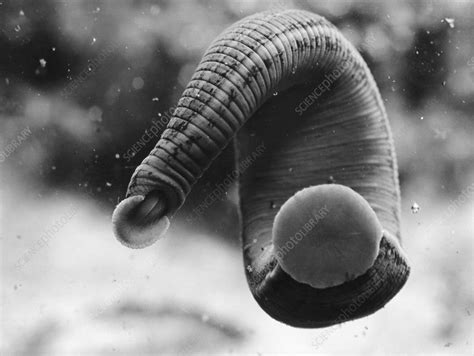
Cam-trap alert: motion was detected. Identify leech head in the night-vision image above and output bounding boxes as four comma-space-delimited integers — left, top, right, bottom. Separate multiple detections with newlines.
112, 191, 170, 249
272, 184, 382, 289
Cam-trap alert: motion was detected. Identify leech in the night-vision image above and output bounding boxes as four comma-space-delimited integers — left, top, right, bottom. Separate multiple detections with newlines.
112, 9, 410, 327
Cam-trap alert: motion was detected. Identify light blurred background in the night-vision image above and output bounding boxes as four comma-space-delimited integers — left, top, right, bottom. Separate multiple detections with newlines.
1, 0, 473, 354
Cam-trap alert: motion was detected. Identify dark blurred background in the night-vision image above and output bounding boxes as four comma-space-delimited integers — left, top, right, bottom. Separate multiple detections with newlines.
1, 1, 473, 354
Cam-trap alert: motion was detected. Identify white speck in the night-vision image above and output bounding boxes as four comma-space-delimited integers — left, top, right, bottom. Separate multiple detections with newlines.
150, 5, 161, 16
420, 116, 424, 120
39, 58, 47, 68
51, 166, 56, 170
443, 18, 455, 29
88, 106, 103, 122
14, 24, 21, 32
106, 182, 112, 187
91, 37, 96, 45
19, 10, 24, 16
246, 265, 253, 272
52, 47, 56, 52
442, 80, 447, 86
152, 97, 159, 101
93, 7, 101, 13
132, 77, 144, 90
115, 154, 120, 159
288, 167, 293, 172
5, 78, 9, 85
411, 202, 420, 214
272, 91, 278, 96
157, 113, 162, 117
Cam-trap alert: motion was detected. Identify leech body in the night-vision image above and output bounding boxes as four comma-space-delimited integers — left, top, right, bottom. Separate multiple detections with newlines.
112, 10, 410, 327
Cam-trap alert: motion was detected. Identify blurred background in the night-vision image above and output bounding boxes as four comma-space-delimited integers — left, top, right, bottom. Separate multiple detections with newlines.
1, 0, 473, 354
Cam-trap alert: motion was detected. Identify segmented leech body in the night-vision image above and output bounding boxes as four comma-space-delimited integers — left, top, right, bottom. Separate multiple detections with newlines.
113, 10, 410, 328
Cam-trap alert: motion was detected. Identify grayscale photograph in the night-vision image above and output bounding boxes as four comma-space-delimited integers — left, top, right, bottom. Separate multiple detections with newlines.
1, 0, 473, 355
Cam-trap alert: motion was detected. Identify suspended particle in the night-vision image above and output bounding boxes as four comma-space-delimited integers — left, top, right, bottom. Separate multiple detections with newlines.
132, 77, 144, 90
443, 18, 455, 29
411, 202, 420, 214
